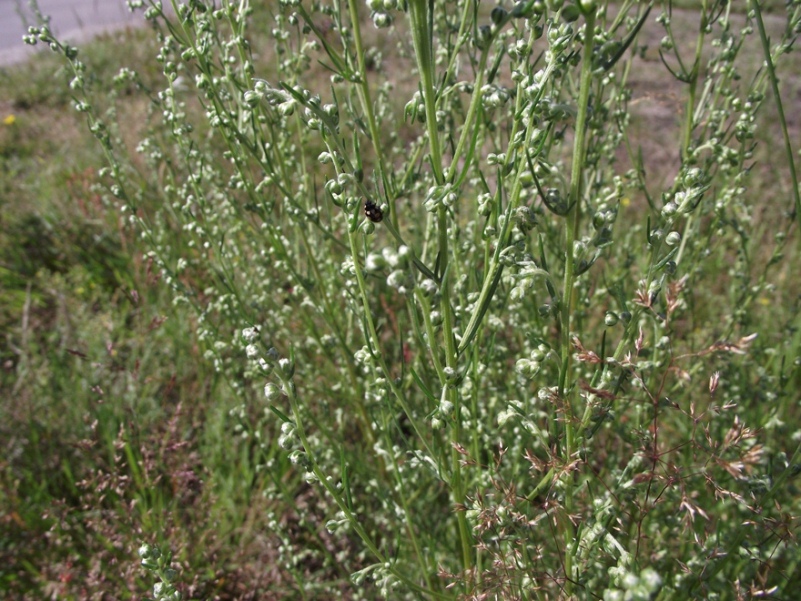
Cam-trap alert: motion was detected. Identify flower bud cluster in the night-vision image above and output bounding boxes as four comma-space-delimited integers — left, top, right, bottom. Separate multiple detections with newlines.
418, 278, 439, 298
366, 0, 400, 29
325, 510, 350, 534
481, 84, 511, 110
404, 91, 426, 124
354, 345, 376, 368
509, 260, 548, 301
509, 38, 533, 60
523, 69, 550, 101
477, 193, 494, 216
424, 183, 458, 212
547, 22, 574, 54
278, 421, 298, 449
387, 269, 414, 296
516, 345, 549, 379
138, 543, 182, 601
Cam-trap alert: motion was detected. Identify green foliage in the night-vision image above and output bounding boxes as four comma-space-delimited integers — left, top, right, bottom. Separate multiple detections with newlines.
4, 0, 801, 599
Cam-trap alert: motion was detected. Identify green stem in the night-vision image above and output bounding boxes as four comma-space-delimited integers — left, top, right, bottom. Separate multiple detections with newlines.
282, 376, 449, 599
448, 48, 489, 183
457, 49, 556, 356
441, 0, 474, 90
558, 8, 596, 593
408, 0, 445, 183
414, 289, 447, 382
751, 0, 801, 223
440, 248, 472, 572
346, 225, 436, 461
381, 417, 436, 593
408, 0, 471, 573
680, 0, 706, 161
345, 0, 392, 198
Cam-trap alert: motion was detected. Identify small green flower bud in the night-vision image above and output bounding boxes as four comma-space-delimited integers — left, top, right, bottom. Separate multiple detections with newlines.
264, 383, 281, 401
278, 433, 294, 450
289, 449, 307, 466
325, 519, 339, 533
323, 103, 338, 120
476, 25, 492, 49
138, 543, 153, 559
561, 4, 580, 22
243, 90, 260, 107
604, 311, 619, 326
279, 357, 294, 379
325, 179, 342, 195
278, 101, 295, 116
511, 2, 531, 18
515, 358, 540, 378
419, 278, 438, 297
491, 6, 508, 26
372, 11, 392, 28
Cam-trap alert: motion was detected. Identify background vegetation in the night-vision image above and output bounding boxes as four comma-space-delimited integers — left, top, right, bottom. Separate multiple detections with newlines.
2, 0, 801, 599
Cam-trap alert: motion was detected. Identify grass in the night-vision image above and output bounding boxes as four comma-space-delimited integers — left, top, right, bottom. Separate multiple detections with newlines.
2, 0, 801, 599
0, 27, 258, 597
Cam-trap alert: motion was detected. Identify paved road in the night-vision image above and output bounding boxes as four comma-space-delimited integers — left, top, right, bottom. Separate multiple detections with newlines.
1, 0, 143, 66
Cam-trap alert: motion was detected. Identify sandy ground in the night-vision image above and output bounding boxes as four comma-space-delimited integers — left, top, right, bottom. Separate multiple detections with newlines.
0, 0, 144, 66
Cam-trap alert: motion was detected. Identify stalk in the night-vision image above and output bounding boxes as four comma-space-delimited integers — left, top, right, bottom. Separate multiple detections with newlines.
345, 225, 436, 460
673, 2, 707, 267
408, 0, 445, 183
558, 7, 596, 593
751, 0, 801, 223
381, 418, 436, 593
448, 49, 489, 184
345, 0, 393, 203
407, 0, 471, 572
680, 0, 706, 162
281, 374, 449, 599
